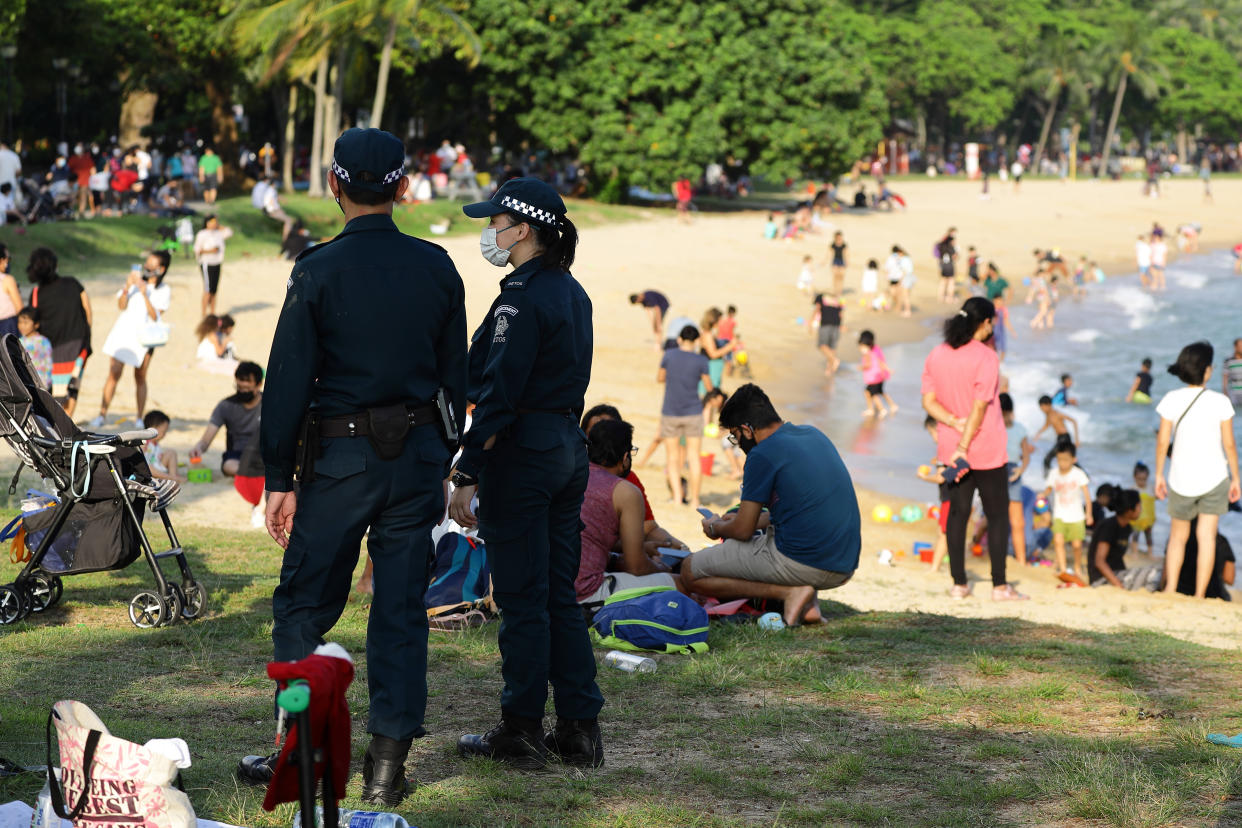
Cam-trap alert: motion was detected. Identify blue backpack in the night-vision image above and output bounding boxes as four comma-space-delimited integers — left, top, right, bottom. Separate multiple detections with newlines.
590, 586, 709, 654
425, 532, 493, 618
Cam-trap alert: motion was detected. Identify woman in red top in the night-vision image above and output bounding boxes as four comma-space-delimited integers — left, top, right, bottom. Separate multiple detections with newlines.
921, 297, 1027, 601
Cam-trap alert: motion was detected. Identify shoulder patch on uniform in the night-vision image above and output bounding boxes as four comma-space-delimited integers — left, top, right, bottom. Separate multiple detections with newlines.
494, 304, 520, 318
502, 276, 529, 290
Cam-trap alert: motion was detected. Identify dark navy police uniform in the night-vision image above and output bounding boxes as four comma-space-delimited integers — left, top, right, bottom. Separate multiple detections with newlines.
454, 179, 604, 749
260, 129, 467, 745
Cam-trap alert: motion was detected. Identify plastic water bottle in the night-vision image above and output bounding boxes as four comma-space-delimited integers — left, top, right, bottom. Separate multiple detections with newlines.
292, 808, 410, 828
604, 650, 657, 673
30, 768, 57, 828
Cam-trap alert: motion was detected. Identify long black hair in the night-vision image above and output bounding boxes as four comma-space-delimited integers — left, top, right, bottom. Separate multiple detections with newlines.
943, 297, 995, 349
1168, 341, 1213, 385
506, 210, 578, 272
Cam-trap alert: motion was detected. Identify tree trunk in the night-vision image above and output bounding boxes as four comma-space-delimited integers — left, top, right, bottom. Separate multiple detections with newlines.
370, 15, 398, 130
1032, 88, 1059, 173
1098, 71, 1128, 178
204, 78, 239, 185
282, 84, 298, 192
308, 55, 328, 197
118, 88, 158, 148
321, 43, 347, 185
1068, 120, 1081, 181
1176, 123, 1188, 165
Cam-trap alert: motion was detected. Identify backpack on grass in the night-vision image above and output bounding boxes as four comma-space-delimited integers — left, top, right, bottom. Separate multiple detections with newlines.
590, 586, 709, 655
424, 531, 493, 630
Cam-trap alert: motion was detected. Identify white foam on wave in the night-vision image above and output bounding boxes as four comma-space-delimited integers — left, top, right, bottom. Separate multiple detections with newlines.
1106, 285, 1162, 330
1067, 328, 1102, 343
1171, 270, 1208, 290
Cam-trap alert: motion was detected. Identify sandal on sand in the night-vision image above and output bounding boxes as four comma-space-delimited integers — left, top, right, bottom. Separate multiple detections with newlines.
949, 584, 972, 600
992, 584, 1029, 601
1057, 572, 1087, 587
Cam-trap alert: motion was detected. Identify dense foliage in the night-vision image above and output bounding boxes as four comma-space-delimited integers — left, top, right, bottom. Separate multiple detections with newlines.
2, 0, 1240, 188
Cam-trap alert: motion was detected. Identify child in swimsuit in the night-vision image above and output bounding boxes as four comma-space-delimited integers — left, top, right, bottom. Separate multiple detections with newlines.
1126, 358, 1153, 404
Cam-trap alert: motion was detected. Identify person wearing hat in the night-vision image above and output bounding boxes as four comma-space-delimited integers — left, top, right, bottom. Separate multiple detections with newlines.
237, 128, 468, 804
449, 178, 605, 769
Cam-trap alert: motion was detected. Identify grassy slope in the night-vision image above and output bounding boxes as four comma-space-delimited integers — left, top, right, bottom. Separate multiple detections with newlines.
1, 527, 1240, 827
0, 194, 650, 282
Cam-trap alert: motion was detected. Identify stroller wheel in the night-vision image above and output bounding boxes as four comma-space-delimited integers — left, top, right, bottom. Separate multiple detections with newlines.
180, 581, 207, 620
25, 573, 62, 612
128, 590, 170, 629
0, 584, 27, 625
162, 585, 184, 626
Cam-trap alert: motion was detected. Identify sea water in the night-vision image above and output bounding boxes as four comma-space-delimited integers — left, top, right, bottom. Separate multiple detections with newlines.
784, 247, 1242, 556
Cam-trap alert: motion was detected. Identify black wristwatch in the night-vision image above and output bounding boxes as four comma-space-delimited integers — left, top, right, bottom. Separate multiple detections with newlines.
450, 469, 477, 488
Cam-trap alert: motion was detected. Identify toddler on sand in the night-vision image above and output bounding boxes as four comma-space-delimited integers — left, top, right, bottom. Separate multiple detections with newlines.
1042, 441, 1092, 580
797, 255, 814, 294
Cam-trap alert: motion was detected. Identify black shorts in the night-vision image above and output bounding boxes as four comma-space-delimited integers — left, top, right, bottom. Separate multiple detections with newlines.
202, 173, 218, 189
865, 381, 885, 396
200, 263, 222, 294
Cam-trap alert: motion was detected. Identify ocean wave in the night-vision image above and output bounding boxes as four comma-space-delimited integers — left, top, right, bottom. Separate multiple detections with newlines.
1106, 285, 1162, 330
1067, 328, 1102, 343
1172, 270, 1208, 290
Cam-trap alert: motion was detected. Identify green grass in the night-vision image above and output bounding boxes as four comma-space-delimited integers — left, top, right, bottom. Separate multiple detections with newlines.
2, 527, 1242, 827
0, 193, 651, 282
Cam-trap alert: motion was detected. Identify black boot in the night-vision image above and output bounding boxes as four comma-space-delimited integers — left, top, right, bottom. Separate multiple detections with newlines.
236, 751, 279, 786
457, 715, 548, 769
543, 718, 604, 768
361, 735, 413, 806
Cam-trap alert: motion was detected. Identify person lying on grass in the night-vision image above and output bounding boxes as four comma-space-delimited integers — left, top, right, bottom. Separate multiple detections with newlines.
683, 383, 860, 627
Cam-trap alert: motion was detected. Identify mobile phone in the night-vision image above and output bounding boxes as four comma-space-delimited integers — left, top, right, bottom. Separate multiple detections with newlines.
696, 507, 714, 519
657, 547, 689, 560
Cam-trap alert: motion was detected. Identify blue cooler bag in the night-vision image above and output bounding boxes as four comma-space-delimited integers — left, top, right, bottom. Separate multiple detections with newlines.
590, 586, 709, 654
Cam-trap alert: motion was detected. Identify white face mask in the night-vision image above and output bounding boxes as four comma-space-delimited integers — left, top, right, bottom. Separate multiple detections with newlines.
480, 224, 519, 267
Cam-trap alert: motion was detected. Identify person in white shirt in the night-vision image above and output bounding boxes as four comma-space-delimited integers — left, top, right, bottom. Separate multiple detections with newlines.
1155, 341, 1241, 598
1135, 235, 1152, 289
1148, 233, 1168, 292
193, 214, 234, 317
0, 141, 21, 195
0, 182, 20, 226
90, 251, 173, 428
260, 179, 293, 240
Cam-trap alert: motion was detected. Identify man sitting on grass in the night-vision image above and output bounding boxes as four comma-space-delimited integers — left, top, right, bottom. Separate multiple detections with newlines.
683, 384, 860, 627
576, 418, 681, 607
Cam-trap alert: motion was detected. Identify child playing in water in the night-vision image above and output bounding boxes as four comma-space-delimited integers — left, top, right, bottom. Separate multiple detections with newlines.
763, 212, 779, 240
1130, 461, 1156, 554
1051, 374, 1077, 407
141, 410, 187, 483
797, 254, 814, 294
858, 329, 897, 418
1043, 441, 1092, 580
916, 414, 949, 572
1034, 395, 1079, 471
1125, 358, 1153, 404
1027, 269, 1055, 329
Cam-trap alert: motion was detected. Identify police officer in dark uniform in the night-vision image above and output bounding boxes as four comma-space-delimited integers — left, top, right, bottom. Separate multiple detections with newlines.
449, 179, 605, 768
236, 128, 467, 804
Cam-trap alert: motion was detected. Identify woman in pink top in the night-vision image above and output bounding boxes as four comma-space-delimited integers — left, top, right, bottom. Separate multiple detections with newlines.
921, 297, 1027, 601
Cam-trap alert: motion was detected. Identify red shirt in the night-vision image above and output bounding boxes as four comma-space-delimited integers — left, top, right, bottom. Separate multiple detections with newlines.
67, 153, 93, 187
717, 317, 736, 342
921, 339, 1006, 469
111, 168, 138, 192
626, 470, 655, 522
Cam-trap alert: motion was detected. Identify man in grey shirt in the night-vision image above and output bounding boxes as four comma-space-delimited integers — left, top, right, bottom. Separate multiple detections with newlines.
190, 361, 263, 476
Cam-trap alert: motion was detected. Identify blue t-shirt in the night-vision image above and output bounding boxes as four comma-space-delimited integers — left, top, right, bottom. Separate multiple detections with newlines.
740, 423, 861, 573
1005, 422, 1027, 465
1051, 388, 1068, 406
660, 348, 709, 416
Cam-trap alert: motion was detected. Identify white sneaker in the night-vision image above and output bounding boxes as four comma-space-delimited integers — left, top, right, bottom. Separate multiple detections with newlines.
87, 414, 106, 429
250, 504, 266, 529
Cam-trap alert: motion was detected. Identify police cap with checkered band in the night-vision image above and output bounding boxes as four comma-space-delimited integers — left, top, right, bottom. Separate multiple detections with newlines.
462, 177, 566, 228
329, 127, 406, 193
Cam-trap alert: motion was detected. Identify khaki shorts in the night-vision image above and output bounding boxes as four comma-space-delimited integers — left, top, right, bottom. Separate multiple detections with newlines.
688, 528, 852, 591
1052, 518, 1085, 542
1168, 477, 1230, 520
660, 414, 701, 440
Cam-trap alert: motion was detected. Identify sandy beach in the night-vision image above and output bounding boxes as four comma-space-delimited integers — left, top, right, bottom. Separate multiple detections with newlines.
71, 175, 1242, 649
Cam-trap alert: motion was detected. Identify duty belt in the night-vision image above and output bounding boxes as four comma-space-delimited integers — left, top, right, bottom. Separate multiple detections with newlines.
319, 403, 438, 438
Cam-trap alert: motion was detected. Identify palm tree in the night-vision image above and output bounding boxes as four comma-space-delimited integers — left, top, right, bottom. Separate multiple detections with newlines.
1094, 17, 1168, 177
315, 0, 481, 131
1028, 37, 1089, 171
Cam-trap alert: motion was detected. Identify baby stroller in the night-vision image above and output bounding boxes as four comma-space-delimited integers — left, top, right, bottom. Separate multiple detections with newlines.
20, 178, 75, 223
0, 334, 204, 629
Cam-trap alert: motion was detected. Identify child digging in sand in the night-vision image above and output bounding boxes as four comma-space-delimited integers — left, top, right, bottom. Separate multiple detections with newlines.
858, 330, 897, 418
1042, 441, 1092, 582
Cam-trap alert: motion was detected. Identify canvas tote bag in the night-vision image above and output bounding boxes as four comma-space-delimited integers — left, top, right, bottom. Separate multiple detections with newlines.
46, 700, 195, 828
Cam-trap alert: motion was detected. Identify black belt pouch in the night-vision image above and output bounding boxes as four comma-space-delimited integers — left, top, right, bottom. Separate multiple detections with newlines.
367, 404, 411, 461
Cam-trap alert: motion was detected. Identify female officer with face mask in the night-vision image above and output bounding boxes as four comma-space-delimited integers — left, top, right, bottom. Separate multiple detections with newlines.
449, 178, 606, 771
